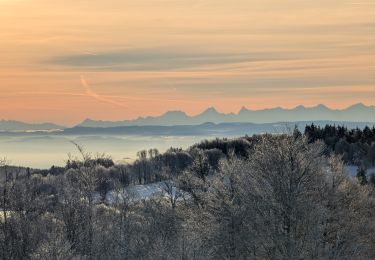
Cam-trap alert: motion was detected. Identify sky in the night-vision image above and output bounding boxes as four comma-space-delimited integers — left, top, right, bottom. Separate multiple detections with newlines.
1, 0, 375, 126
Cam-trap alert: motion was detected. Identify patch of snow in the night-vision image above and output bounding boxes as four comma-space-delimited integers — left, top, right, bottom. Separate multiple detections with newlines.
345, 165, 375, 178
102, 181, 183, 205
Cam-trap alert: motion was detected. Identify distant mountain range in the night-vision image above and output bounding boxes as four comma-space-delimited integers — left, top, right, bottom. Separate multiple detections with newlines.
0, 120, 64, 132
78, 103, 375, 127
1, 103, 375, 132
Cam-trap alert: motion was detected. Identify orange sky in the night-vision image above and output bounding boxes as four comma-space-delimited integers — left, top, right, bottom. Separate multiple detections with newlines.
1, 0, 375, 126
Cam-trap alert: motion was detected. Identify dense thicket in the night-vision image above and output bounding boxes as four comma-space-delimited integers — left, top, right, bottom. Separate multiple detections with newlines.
1, 133, 375, 259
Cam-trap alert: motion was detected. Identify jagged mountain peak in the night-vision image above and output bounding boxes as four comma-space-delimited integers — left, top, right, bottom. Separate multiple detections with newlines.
239, 106, 249, 114
201, 107, 219, 114
196, 107, 223, 118
75, 103, 375, 127
347, 102, 367, 110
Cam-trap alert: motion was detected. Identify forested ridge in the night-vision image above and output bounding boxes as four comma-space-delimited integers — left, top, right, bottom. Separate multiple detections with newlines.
1, 126, 375, 259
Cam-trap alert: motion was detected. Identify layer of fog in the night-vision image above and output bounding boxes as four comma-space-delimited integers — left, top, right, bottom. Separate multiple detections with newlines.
0, 134, 212, 169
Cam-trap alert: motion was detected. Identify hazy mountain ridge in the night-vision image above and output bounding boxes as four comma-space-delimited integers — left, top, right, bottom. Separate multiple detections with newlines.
1, 103, 374, 131
78, 103, 375, 127
0, 120, 65, 132
64, 121, 374, 136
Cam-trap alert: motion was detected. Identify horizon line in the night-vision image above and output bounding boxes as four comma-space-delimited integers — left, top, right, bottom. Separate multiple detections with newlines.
1, 102, 374, 127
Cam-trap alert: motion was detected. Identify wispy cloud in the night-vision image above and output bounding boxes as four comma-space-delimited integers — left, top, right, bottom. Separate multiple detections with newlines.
50, 47, 276, 71
80, 75, 127, 107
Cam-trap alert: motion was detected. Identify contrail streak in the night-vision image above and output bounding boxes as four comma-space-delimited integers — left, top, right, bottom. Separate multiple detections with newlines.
80, 75, 127, 108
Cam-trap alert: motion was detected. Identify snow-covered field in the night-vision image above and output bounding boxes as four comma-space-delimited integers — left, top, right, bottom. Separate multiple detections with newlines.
93, 166, 374, 204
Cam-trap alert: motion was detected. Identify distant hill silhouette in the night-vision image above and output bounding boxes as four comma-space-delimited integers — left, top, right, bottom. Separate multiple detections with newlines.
0, 120, 64, 132
63, 121, 374, 137
78, 103, 375, 127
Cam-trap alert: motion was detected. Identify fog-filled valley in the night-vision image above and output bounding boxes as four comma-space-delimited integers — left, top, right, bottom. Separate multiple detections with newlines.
0, 133, 210, 169
1, 120, 374, 169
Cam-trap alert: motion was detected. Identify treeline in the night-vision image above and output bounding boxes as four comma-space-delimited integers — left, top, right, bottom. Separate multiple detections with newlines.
34, 124, 375, 191
304, 124, 375, 167
1, 134, 375, 259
